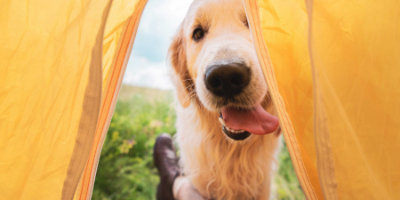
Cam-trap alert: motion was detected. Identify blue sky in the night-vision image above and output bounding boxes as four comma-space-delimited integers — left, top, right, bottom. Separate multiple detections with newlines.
122, 0, 192, 90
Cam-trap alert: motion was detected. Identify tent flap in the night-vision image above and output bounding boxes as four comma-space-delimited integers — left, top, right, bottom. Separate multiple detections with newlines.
244, 0, 323, 199
0, 0, 108, 199
0, 0, 147, 199
245, 0, 400, 199
310, 0, 400, 199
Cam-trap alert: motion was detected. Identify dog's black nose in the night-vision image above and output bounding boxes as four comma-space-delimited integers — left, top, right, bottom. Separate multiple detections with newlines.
205, 63, 251, 98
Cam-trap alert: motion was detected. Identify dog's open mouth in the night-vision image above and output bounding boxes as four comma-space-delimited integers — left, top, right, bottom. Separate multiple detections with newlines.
218, 104, 279, 141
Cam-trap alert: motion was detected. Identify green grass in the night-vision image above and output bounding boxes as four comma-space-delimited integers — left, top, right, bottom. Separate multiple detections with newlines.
92, 85, 305, 200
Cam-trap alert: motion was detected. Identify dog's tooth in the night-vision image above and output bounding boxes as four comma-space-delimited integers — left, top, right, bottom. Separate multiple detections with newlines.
234, 129, 244, 133
226, 126, 245, 133
218, 117, 226, 126
219, 117, 246, 134
228, 126, 243, 133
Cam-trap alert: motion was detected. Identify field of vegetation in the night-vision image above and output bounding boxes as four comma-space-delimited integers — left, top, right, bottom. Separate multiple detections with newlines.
92, 84, 305, 200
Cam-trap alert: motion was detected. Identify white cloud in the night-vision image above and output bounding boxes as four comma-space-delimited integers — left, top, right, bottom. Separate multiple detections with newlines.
124, 55, 173, 90
139, 0, 191, 36
122, 0, 192, 90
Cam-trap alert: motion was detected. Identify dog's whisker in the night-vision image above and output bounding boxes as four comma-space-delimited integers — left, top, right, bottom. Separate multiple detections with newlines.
178, 90, 196, 105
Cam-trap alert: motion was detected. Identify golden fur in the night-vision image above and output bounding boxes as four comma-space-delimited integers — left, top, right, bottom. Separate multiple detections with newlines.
169, 0, 280, 199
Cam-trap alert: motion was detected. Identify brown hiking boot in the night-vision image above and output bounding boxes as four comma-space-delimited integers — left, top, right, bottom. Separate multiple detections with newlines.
154, 133, 180, 200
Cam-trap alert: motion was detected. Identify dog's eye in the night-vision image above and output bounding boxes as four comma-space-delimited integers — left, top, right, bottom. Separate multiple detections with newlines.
243, 18, 249, 28
240, 13, 249, 28
192, 27, 205, 42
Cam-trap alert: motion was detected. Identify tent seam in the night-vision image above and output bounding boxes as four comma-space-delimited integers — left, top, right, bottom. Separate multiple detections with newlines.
243, 0, 318, 199
77, 1, 148, 199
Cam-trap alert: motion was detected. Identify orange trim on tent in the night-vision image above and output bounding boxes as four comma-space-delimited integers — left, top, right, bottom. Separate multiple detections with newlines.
77, 1, 148, 199
62, 2, 112, 199
243, 0, 319, 199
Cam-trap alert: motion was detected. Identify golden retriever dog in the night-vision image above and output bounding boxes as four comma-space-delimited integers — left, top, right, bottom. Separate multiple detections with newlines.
169, 0, 280, 199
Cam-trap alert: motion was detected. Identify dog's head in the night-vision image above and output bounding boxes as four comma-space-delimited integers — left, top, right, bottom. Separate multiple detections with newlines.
169, 0, 279, 141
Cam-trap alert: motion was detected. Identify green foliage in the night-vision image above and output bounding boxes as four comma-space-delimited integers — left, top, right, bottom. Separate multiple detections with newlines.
274, 141, 306, 200
93, 92, 176, 200
93, 86, 305, 200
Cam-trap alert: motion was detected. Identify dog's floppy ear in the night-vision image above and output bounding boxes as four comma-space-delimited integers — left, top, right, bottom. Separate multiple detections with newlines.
169, 26, 194, 108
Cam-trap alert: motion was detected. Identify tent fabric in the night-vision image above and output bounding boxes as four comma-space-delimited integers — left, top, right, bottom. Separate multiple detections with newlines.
244, 0, 323, 199
309, 0, 400, 199
245, 0, 400, 199
1, 0, 399, 199
0, 0, 146, 199
75, 1, 147, 199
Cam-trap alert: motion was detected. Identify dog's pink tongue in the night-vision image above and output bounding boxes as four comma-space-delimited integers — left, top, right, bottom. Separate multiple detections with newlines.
221, 105, 279, 135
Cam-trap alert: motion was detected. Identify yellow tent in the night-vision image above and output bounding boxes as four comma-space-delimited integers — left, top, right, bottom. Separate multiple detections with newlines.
0, 0, 146, 199
0, 0, 398, 199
